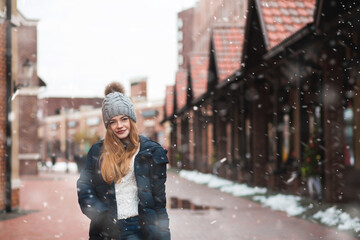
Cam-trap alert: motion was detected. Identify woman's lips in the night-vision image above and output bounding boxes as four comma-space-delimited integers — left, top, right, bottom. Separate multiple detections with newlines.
116, 130, 126, 134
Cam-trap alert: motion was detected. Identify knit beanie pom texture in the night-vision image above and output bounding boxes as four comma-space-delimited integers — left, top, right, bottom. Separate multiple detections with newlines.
102, 82, 137, 126
104, 82, 125, 96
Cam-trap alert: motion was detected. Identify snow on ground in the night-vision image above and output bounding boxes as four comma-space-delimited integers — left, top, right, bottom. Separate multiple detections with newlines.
313, 207, 360, 233
221, 183, 267, 196
179, 169, 266, 195
179, 169, 360, 236
179, 170, 233, 187
38, 161, 78, 173
253, 194, 306, 216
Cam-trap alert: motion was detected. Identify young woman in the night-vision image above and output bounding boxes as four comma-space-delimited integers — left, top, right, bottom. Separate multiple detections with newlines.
77, 82, 170, 240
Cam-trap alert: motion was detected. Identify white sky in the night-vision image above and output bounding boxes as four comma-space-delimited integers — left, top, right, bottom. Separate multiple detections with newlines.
17, 0, 198, 100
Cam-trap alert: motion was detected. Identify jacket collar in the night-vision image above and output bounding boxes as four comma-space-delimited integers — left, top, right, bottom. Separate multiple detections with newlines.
138, 135, 159, 156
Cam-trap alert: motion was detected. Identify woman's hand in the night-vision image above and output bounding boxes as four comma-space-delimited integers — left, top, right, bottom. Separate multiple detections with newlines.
96, 211, 121, 238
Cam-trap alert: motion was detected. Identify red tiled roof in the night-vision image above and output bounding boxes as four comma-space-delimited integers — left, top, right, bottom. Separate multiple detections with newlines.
189, 54, 209, 100
175, 69, 188, 111
165, 85, 174, 118
259, 0, 316, 49
212, 26, 244, 83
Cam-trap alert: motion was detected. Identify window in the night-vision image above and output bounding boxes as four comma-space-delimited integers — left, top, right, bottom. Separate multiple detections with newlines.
178, 55, 183, 66
50, 123, 59, 130
141, 109, 158, 118
282, 114, 291, 162
267, 122, 276, 162
178, 42, 183, 52
177, 31, 183, 41
344, 102, 354, 166
67, 120, 78, 128
177, 18, 183, 29
87, 117, 100, 126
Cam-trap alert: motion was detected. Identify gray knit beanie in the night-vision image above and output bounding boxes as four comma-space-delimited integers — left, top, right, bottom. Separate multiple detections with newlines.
102, 82, 137, 126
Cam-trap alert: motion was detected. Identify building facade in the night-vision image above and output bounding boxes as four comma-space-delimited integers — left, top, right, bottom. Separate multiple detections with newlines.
165, 0, 248, 171
164, 0, 360, 203
38, 97, 103, 118
17, 13, 46, 175
177, 7, 194, 69
0, 0, 9, 211
130, 77, 166, 146
40, 106, 104, 166
38, 98, 104, 165
0, 0, 35, 211
39, 79, 166, 169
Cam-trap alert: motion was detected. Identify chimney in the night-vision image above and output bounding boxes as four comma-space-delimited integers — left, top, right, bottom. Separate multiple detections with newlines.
130, 77, 147, 102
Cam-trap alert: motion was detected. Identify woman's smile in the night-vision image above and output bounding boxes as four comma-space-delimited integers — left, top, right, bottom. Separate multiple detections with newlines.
116, 130, 126, 134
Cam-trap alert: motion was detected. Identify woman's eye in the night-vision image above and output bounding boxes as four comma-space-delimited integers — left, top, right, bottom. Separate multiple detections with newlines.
122, 117, 128, 121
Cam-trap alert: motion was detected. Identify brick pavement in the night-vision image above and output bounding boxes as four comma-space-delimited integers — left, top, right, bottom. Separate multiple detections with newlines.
0, 170, 358, 240
0, 172, 89, 240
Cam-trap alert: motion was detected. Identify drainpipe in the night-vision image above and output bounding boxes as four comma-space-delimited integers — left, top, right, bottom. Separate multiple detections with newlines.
5, 0, 12, 212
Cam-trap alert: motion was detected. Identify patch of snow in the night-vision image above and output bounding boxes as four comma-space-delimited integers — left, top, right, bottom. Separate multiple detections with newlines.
179, 170, 265, 195
221, 184, 267, 196
180, 170, 234, 189
179, 170, 214, 185
253, 194, 306, 216
208, 178, 233, 188
313, 207, 342, 226
38, 161, 78, 173
313, 207, 360, 233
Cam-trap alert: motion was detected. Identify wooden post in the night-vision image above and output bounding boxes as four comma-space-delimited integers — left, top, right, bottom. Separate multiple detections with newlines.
322, 41, 346, 202
251, 83, 269, 187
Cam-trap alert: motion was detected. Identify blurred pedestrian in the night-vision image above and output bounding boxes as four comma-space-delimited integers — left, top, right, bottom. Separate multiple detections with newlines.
51, 152, 57, 168
307, 175, 322, 200
77, 82, 170, 240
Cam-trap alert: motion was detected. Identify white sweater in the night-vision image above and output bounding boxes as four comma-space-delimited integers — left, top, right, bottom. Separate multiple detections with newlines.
115, 146, 140, 220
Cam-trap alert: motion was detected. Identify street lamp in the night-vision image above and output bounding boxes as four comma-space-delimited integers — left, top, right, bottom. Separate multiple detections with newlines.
14, 58, 33, 92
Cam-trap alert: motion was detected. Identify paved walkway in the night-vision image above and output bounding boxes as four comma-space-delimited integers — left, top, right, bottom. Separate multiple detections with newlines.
0, 172, 89, 239
0, 170, 358, 240
167, 172, 358, 240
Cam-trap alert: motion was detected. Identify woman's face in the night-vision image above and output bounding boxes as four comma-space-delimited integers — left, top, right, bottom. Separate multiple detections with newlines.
109, 115, 131, 140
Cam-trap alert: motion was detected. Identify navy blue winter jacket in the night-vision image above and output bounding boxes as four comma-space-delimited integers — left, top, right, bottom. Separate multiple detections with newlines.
77, 135, 170, 240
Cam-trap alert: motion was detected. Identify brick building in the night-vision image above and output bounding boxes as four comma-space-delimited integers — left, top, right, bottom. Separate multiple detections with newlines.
192, 0, 247, 52
129, 77, 166, 146
177, 7, 194, 69
0, 0, 34, 211
39, 79, 166, 168
16, 12, 46, 175
39, 106, 104, 166
38, 97, 104, 164
164, 0, 360, 203
164, 0, 247, 170
38, 97, 103, 118
0, 0, 9, 212
130, 77, 147, 102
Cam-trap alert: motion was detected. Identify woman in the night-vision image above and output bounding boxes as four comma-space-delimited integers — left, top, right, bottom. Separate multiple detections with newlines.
77, 82, 170, 240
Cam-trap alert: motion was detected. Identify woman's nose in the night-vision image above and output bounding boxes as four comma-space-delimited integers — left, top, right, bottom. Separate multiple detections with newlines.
115, 121, 123, 128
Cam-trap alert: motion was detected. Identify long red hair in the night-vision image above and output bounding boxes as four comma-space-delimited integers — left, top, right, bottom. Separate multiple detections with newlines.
100, 119, 140, 184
